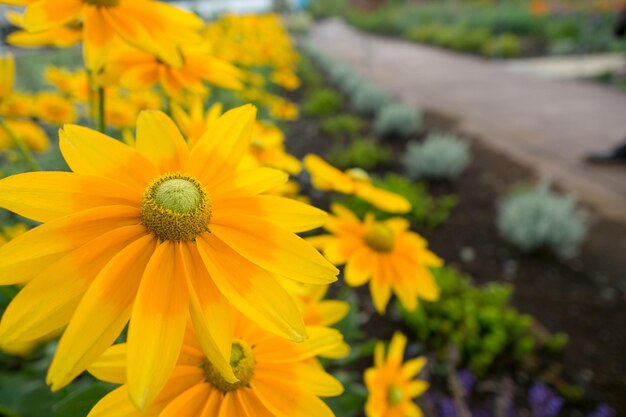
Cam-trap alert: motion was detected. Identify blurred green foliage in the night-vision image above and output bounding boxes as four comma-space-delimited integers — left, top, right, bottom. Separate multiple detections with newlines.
340, 2, 623, 57
400, 266, 568, 376
301, 89, 343, 117
336, 173, 457, 228
320, 114, 364, 138
481, 33, 523, 58
328, 137, 391, 170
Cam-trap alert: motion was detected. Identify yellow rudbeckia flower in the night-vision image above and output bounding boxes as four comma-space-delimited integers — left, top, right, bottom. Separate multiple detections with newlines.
304, 154, 411, 214
106, 43, 243, 100
5, 10, 82, 48
248, 121, 302, 175
0, 105, 338, 408
365, 332, 429, 417
315, 205, 441, 313
19, 0, 202, 71
171, 99, 222, 146
88, 312, 345, 417
35, 92, 78, 125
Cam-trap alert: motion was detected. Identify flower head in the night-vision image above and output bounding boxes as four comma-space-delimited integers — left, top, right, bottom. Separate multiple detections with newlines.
315, 205, 441, 313
19, 0, 203, 71
0, 105, 337, 408
88, 312, 345, 417
365, 332, 428, 417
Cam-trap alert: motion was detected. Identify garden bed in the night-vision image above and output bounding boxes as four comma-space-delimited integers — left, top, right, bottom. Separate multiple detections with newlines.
286, 53, 626, 415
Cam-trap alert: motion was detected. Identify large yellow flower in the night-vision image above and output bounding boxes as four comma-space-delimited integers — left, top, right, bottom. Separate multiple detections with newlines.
0, 105, 338, 408
5, 10, 82, 48
365, 332, 428, 417
88, 311, 345, 417
313, 205, 441, 313
19, 0, 202, 71
304, 154, 411, 214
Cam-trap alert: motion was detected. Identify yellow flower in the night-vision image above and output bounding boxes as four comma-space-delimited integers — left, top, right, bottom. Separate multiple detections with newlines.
271, 70, 301, 90
248, 121, 302, 175
5, 10, 81, 48
0, 92, 35, 118
0, 223, 28, 245
171, 99, 222, 146
0, 53, 15, 102
35, 92, 78, 125
316, 205, 441, 313
365, 332, 428, 417
0, 119, 49, 152
106, 43, 243, 99
268, 98, 299, 121
0, 105, 338, 408
20, 0, 202, 71
44, 67, 89, 102
88, 311, 344, 417
104, 94, 138, 130
128, 89, 163, 112
304, 154, 412, 214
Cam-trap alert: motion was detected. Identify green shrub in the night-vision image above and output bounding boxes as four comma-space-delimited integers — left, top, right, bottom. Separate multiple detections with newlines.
336, 173, 457, 228
373, 103, 422, 139
402, 133, 471, 180
497, 182, 587, 259
400, 266, 568, 376
297, 54, 324, 92
481, 34, 522, 58
309, 0, 346, 20
405, 24, 442, 43
349, 83, 391, 117
301, 89, 342, 117
328, 137, 391, 170
320, 115, 364, 138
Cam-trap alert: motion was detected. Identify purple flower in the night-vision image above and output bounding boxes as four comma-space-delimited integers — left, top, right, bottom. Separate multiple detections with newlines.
587, 404, 616, 417
438, 396, 459, 417
457, 369, 475, 393
528, 383, 564, 417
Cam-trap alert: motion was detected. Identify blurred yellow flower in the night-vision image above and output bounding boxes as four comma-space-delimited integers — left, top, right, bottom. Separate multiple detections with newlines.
0, 119, 49, 152
304, 154, 412, 214
44, 67, 89, 102
19, 0, 202, 71
88, 312, 344, 417
0, 105, 337, 408
106, 43, 242, 99
36, 92, 77, 125
248, 121, 302, 175
0, 93, 35, 118
171, 99, 222, 146
365, 332, 429, 417
314, 205, 442, 313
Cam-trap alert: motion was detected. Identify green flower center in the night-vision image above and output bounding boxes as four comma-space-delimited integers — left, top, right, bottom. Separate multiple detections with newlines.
140, 173, 211, 241
388, 385, 404, 406
203, 340, 256, 393
364, 223, 395, 253
83, 0, 120, 7
346, 168, 370, 182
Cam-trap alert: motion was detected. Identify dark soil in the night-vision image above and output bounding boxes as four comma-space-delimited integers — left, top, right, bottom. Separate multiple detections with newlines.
285, 100, 626, 414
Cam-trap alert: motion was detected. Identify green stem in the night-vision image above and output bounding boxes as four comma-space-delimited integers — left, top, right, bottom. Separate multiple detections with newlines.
0, 118, 39, 171
97, 86, 106, 134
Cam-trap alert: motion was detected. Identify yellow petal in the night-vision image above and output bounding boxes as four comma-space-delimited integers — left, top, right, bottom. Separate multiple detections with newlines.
254, 327, 344, 363
0, 205, 140, 285
288, 363, 344, 396
344, 247, 375, 287
0, 225, 146, 347
0, 172, 140, 222
47, 234, 157, 391
387, 332, 407, 365
160, 383, 211, 417
127, 241, 189, 409
23, 0, 82, 32
251, 375, 336, 417
212, 195, 327, 233
136, 110, 189, 173
209, 167, 287, 200
402, 357, 427, 380
196, 234, 307, 342
189, 104, 256, 186
60, 124, 159, 192
355, 184, 412, 213
179, 243, 236, 383
211, 218, 338, 285
88, 344, 127, 385
87, 386, 146, 417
